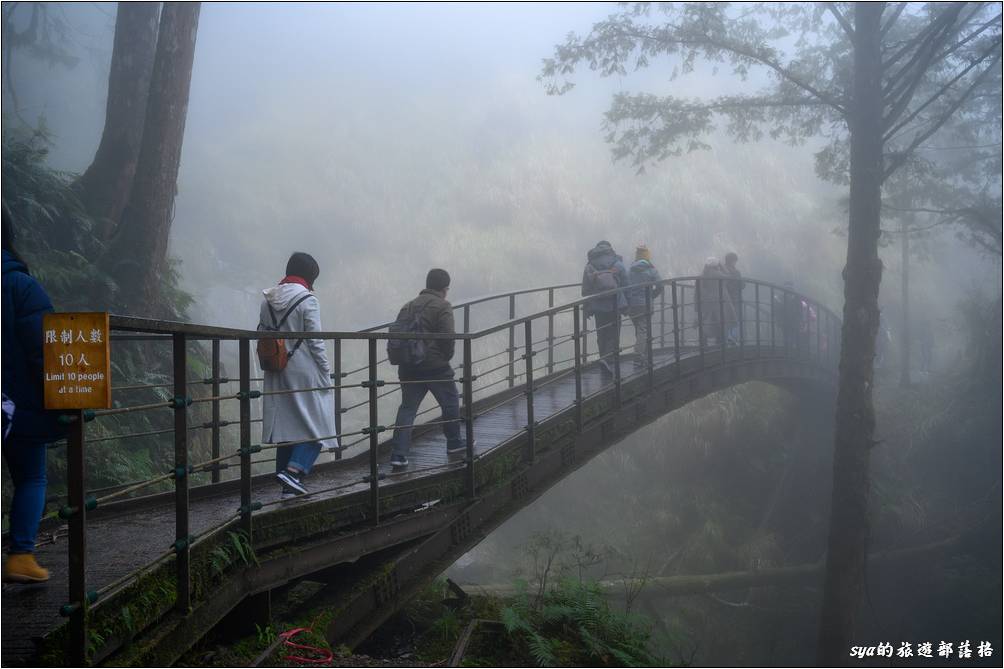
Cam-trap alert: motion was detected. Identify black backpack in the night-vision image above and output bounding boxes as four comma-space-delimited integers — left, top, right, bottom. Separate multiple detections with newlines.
387, 302, 429, 366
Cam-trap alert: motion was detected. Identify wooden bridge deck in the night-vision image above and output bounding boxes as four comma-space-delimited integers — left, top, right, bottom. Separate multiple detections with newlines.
2, 346, 701, 665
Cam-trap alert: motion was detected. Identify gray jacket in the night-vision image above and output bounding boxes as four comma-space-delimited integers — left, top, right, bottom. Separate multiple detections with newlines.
581, 242, 628, 315
259, 283, 337, 449
626, 259, 664, 309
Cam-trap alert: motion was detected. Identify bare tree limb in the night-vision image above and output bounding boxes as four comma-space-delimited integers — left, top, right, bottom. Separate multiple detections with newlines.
884, 36, 1003, 140
884, 51, 1002, 180
880, 3, 907, 37
826, 3, 855, 39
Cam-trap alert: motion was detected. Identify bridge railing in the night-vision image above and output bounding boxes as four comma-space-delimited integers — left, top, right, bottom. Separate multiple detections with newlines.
44, 277, 838, 664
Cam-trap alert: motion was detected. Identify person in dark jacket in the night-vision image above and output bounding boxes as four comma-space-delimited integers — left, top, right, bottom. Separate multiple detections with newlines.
581, 241, 628, 374
2, 209, 66, 583
626, 245, 663, 368
722, 252, 743, 344
388, 269, 470, 468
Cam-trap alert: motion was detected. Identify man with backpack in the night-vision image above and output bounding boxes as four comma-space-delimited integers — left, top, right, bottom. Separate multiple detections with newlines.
626, 245, 663, 369
386, 268, 470, 468
581, 241, 628, 375
259, 252, 337, 498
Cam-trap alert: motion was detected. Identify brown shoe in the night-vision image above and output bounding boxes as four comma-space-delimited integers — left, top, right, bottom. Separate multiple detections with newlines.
3, 553, 50, 583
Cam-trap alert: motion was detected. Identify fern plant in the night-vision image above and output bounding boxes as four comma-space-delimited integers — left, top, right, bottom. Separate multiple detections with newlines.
500, 578, 661, 667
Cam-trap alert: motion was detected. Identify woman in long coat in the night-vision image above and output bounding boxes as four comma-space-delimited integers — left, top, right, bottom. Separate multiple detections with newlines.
259, 252, 337, 497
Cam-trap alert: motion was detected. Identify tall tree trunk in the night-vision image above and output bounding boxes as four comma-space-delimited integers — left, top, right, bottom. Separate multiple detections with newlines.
899, 218, 911, 387
76, 3, 160, 240
107, 2, 200, 317
817, 3, 885, 664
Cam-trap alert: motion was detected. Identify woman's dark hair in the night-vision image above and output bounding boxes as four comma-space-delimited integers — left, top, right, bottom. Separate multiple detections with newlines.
426, 268, 450, 291
286, 252, 319, 286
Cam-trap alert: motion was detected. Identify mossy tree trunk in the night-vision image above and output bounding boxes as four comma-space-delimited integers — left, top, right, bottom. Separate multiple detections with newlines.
817, 4, 885, 663
76, 2, 160, 240
107, 2, 200, 317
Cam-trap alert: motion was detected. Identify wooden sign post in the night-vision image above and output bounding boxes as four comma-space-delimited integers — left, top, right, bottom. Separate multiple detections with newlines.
43, 312, 111, 410
42, 311, 109, 666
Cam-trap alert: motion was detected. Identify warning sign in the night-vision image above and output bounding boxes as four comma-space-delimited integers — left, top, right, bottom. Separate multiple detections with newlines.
43, 312, 111, 410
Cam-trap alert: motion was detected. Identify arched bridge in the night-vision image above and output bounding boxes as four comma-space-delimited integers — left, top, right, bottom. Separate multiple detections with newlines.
3, 277, 839, 666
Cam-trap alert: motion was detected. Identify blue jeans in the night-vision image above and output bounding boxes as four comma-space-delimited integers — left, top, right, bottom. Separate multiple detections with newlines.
391, 366, 462, 458
2, 439, 47, 554
275, 441, 321, 475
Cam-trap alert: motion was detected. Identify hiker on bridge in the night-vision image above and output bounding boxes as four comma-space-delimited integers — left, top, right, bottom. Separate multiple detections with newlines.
259, 252, 338, 499
698, 257, 737, 348
387, 269, 471, 468
581, 241, 628, 375
722, 252, 743, 344
2, 209, 67, 583
626, 245, 663, 369
774, 282, 802, 354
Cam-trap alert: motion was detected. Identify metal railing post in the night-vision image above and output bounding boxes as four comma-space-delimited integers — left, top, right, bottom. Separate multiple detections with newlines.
66, 409, 87, 666
718, 279, 727, 361
572, 305, 583, 432
613, 308, 622, 409
524, 320, 535, 462
333, 339, 342, 460
507, 294, 516, 388
816, 301, 822, 363
696, 279, 705, 367
463, 304, 470, 334
547, 288, 555, 375
173, 333, 191, 614
239, 339, 252, 538
671, 281, 681, 376
659, 289, 666, 348
463, 338, 475, 498
645, 287, 654, 390
738, 282, 745, 358
754, 283, 761, 357
211, 339, 221, 483
770, 286, 777, 352
367, 338, 380, 524
581, 306, 589, 365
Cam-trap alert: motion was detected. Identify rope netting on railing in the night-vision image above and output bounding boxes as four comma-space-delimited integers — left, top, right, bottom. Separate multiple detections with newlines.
48, 278, 839, 661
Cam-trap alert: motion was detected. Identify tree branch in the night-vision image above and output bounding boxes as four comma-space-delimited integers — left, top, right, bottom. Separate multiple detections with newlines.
884, 36, 1002, 140
612, 25, 848, 115
826, 3, 854, 39
880, 3, 907, 37
883, 3, 967, 76
883, 4, 967, 123
883, 52, 1003, 180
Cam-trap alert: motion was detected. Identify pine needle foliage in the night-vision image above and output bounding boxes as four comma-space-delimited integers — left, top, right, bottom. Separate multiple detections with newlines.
1, 125, 212, 498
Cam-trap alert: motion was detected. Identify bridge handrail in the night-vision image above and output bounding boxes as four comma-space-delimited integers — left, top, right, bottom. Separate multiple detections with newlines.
106, 276, 838, 341
48, 276, 840, 665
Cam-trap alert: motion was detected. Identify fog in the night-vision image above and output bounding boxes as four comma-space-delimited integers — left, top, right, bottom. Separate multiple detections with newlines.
4, 2, 1000, 665
9, 3, 995, 334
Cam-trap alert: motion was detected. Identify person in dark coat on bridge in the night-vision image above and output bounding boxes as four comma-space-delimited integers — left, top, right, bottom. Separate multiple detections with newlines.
722, 252, 743, 344
2, 208, 67, 583
387, 269, 471, 468
626, 245, 663, 368
581, 241, 628, 375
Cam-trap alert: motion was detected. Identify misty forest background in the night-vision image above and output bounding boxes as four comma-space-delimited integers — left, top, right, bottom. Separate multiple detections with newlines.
2, 3, 1001, 666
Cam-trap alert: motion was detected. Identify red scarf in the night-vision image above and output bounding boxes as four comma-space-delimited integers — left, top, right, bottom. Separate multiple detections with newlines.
280, 275, 313, 291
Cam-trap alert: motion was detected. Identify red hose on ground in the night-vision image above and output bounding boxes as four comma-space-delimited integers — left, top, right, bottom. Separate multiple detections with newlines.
279, 627, 334, 664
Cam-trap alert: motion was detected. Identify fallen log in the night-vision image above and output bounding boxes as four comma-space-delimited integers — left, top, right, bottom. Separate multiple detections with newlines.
460, 534, 962, 598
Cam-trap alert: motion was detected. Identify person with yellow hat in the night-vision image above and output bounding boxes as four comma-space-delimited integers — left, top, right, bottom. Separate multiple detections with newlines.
626, 245, 664, 369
